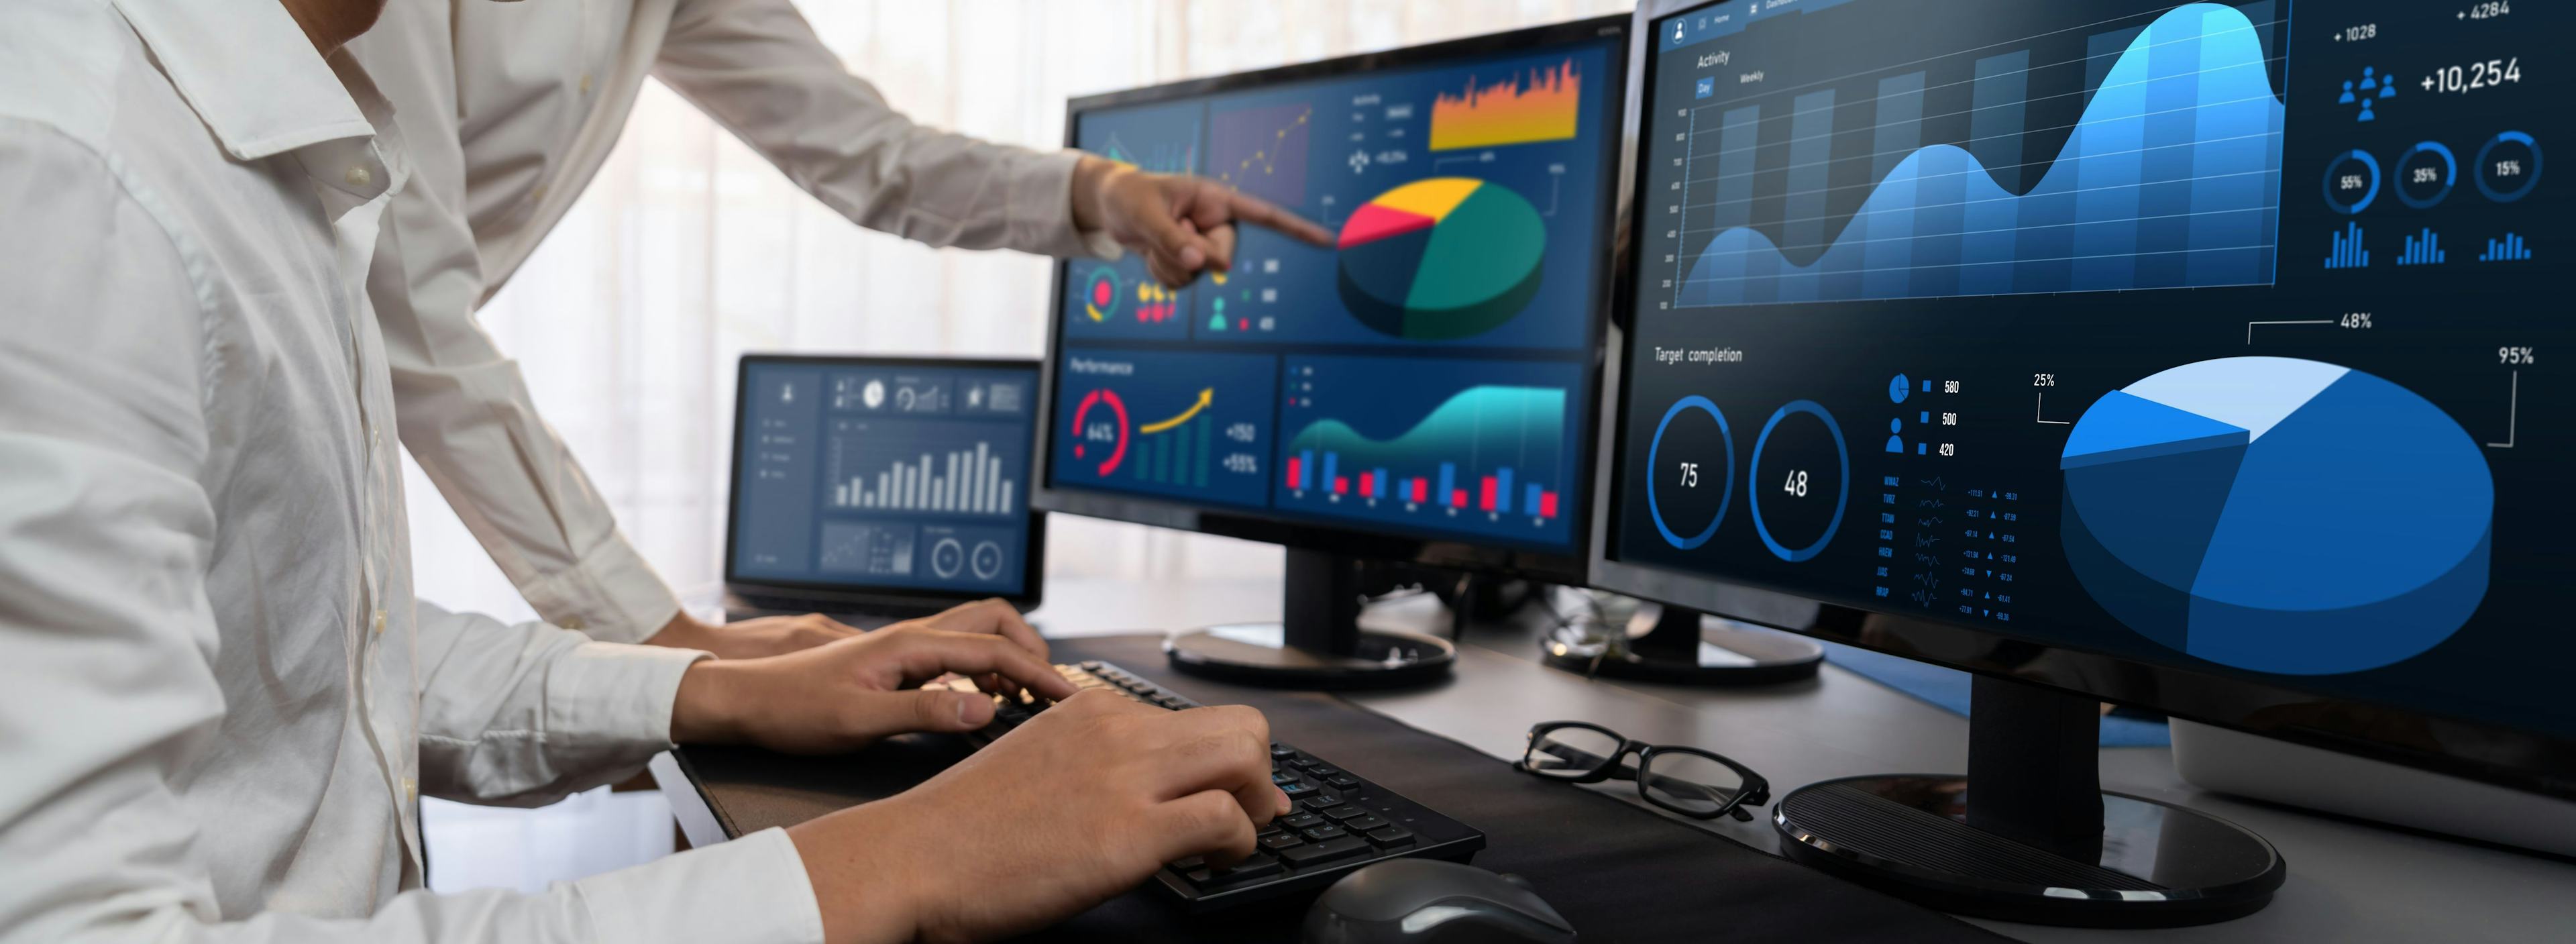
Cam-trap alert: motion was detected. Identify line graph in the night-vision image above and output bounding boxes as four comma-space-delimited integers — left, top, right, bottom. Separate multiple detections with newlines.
1672, 2, 2285, 307
1212, 104, 1310, 207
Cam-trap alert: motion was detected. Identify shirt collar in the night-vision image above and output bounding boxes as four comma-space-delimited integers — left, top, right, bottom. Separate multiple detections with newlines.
111, 0, 375, 161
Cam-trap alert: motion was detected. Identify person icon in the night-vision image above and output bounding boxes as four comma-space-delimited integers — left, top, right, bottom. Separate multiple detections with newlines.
1886, 417, 1905, 454
2339, 79, 2356, 105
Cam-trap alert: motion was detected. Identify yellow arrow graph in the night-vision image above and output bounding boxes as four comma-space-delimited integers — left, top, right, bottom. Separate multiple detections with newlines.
1140, 388, 1214, 434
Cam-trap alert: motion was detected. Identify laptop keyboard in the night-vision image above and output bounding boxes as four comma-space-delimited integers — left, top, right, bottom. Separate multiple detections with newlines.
948, 660, 1485, 910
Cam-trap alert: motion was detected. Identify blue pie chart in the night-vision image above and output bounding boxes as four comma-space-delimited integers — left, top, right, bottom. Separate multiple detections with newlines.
2059, 357, 2493, 675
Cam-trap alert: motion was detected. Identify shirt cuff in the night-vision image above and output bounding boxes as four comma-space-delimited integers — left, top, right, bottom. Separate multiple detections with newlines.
1009, 148, 1122, 260
574, 827, 826, 944
518, 529, 682, 643
543, 641, 709, 772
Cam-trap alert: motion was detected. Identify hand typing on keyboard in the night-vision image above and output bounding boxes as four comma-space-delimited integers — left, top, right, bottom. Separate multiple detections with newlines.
669, 600, 1076, 753
786, 688, 1290, 944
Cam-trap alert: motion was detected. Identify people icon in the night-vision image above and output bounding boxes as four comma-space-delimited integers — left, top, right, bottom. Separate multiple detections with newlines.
1886, 417, 1905, 454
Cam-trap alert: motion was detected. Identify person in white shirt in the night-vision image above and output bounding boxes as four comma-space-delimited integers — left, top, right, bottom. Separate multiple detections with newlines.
350, 0, 1334, 658
0, 2, 1289, 943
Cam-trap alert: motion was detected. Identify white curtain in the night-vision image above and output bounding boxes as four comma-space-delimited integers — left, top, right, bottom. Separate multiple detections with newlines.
405, 0, 1633, 623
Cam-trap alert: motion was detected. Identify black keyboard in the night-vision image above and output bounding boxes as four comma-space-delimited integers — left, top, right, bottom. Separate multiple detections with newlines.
951, 660, 1485, 910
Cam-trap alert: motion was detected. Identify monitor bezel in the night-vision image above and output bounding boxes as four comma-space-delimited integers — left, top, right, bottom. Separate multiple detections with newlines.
1587, 0, 2575, 800
1031, 15, 1632, 587
724, 354, 1049, 612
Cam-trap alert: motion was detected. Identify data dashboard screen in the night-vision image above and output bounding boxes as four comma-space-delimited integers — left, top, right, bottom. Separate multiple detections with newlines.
1046, 34, 1621, 552
1612, 0, 2571, 737
733, 360, 1036, 596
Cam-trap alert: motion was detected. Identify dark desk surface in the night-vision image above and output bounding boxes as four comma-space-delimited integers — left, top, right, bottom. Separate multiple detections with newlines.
662, 576, 2576, 944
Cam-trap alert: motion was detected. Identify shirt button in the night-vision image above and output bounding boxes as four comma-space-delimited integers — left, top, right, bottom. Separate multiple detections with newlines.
560, 617, 586, 631
580, 73, 594, 95
345, 165, 373, 187
401, 777, 418, 804
373, 610, 387, 635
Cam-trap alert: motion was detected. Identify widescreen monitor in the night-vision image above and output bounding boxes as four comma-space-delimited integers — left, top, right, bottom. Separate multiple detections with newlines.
1034, 17, 1629, 684
1593, 0, 2567, 924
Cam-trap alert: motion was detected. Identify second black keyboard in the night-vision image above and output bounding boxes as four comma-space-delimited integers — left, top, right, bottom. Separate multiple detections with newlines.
951, 660, 1485, 910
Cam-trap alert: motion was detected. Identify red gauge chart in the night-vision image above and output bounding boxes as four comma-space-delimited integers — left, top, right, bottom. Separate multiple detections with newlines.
1069, 388, 1130, 476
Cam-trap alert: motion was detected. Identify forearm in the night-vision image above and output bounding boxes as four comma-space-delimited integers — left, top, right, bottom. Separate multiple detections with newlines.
413, 602, 708, 806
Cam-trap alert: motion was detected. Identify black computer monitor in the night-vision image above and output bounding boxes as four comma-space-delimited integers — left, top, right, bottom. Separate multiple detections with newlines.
1595, 0, 2567, 927
1033, 17, 1630, 686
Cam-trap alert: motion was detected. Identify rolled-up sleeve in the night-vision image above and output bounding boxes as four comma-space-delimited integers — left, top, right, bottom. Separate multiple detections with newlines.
655, 0, 1116, 259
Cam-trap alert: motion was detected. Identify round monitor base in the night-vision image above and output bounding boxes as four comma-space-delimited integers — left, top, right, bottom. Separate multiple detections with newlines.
1775, 775, 2285, 928
1540, 621, 1823, 686
1165, 625, 1455, 690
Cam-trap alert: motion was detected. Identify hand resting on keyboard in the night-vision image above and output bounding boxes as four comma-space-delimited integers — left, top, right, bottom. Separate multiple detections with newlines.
783, 687, 1293, 943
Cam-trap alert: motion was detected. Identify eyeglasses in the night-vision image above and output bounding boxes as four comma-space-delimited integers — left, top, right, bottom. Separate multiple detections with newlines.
1512, 721, 1772, 821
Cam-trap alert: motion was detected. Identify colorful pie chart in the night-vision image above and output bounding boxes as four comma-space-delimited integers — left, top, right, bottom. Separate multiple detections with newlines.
2059, 357, 2493, 675
1335, 177, 1545, 340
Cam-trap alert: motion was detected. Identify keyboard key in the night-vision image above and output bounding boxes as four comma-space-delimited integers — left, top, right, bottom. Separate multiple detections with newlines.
1167, 856, 1204, 872
1364, 825, 1415, 847
1341, 814, 1389, 832
1308, 766, 1339, 777
1281, 812, 1324, 829
1321, 805, 1368, 821
1259, 833, 1305, 852
1271, 744, 1296, 760
1271, 772, 1298, 786
1301, 824, 1347, 841
1185, 855, 1282, 887
1278, 836, 1373, 868
1280, 781, 1319, 799
1328, 776, 1361, 789
1291, 758, 1323, 769
1302, 792, 1341, 810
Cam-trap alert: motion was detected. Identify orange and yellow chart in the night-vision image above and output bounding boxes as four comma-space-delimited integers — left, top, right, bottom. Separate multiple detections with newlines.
1428, 58, 1582, 152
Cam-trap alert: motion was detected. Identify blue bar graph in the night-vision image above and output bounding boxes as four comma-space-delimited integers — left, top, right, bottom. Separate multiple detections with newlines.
1373, 468, 1388, 499
1323, 452, 1340, 490
1299, 450, 1314, 490
2325, 222, 2369, 270
1525, 483, 1544, 517
1495, 468, 1515, 515
2398, 228, 2445, 266
2481, 233, 2532, 262
1438, 462, 1457, 507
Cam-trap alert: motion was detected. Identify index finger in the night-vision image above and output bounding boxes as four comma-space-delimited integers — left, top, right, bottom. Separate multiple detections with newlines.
1223, 190, 1334, 247
888, 630, 1079, 701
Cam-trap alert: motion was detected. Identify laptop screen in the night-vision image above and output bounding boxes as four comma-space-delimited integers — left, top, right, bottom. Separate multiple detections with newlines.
729, 356, 1040, 600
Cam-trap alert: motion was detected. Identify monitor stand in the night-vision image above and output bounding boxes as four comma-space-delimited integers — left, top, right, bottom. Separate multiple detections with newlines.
1540, 602, 1823, 686
1773, 674, 2286, 927
1164, 547, 1456, 689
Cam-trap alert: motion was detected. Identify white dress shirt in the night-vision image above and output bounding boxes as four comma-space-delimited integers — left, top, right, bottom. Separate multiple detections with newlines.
353, 0, 1110, 640
0, 2, 820, 942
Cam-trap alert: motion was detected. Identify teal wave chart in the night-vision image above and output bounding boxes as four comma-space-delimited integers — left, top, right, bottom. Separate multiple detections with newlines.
1285, 386, 1566, 470
1682, 3, 2284, 306
2059, 357, 2493, 676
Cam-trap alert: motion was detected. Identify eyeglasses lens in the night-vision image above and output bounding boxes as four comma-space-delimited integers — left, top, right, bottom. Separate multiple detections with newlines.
1640, 751, 1746, 816
1525, 726, 1622, 780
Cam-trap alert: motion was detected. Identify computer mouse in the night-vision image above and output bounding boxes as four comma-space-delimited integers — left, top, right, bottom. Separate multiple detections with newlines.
1301, 858, 1576, 944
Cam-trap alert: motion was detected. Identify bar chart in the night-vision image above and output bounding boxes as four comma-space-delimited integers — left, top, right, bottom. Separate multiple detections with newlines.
824, 418, 1024, 517
2481, 233, 2532, 262
2396, 228, 2445, 266
2324, 222, 2369, 270
1275, 355, 1581, 546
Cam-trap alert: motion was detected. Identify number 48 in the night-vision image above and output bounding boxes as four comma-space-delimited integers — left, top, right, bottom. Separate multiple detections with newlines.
1782, 470, 1810, 497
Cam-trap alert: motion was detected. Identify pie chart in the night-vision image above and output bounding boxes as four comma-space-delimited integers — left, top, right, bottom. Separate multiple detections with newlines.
2059, 357, 2493, 675
1335, 177, 1545, 340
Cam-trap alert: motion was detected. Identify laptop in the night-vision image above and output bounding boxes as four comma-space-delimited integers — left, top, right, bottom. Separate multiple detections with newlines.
722, 354, 1046, 627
